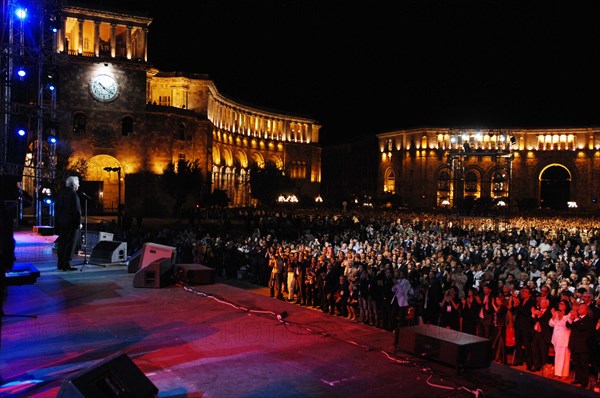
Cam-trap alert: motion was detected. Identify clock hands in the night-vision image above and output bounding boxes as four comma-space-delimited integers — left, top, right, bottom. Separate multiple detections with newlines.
96, 81, 115, 94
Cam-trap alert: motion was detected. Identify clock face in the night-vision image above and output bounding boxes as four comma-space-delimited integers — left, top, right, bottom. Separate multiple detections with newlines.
90, 74, 119, 102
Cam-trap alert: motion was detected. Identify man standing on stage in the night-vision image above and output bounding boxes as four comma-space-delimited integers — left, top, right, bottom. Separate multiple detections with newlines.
55, 176, 82, 271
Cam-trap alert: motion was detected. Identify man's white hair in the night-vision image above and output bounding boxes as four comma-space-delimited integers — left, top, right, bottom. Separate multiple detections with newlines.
65, 176, 79, 188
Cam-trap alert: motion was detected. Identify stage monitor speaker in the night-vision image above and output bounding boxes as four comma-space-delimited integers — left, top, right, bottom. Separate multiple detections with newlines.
90, 241, 127, 264
56, 352, 158, 398
137, 242, 176, 271
396, 325, 491, 369
133, 258, 174, 288
174, 263, 215, 285
82, 231, 114, 251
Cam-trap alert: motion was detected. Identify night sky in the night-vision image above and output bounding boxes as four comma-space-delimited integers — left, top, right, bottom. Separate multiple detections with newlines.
105, 0, 600, 145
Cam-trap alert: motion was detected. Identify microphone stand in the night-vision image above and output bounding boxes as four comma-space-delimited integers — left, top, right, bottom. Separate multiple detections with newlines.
77, 192, 105, 271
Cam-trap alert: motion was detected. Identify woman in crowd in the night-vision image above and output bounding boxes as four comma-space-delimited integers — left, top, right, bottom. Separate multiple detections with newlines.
549, 299, 572, 379
492, 294, 509, 364
461, 287, 480, 335
439, 286, 461, 331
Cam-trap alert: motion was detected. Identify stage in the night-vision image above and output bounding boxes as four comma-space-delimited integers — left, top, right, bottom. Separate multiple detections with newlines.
1, 230, 596, 397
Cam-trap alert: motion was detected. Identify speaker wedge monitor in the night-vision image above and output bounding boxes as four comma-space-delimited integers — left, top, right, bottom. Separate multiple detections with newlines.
89, 241, 127, 264
57, 352, 158, 398
137, 242, 177, 271
133, 258, 174, 288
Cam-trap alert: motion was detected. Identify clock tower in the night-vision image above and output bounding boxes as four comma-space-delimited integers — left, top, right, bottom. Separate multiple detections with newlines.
54, 4, 155, 216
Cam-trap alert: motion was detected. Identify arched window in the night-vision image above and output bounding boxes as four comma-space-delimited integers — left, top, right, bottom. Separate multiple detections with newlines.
73, 112, 87, 135
437, 170, 450, 192
121, 116, 134, 136
465, 170, 478, 193
384, 168, 395, 193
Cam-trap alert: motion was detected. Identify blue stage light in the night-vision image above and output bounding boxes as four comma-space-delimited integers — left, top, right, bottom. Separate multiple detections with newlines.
17, 128, 26, 137
15, 7, 28, 20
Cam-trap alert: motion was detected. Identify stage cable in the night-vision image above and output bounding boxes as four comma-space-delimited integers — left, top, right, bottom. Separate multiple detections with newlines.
177, 279, 484, 397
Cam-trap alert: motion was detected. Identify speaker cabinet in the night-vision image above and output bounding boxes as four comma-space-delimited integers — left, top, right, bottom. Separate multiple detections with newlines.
133, 258, 174, 288
136, 242, 176, 271
82, 231, 114, 251
396, 325, 491, 369
174, 263, 215, 285
57, 352, 158, 398
90, 241, 127, 264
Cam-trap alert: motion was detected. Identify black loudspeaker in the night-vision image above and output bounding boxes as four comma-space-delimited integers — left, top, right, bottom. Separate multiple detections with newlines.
174, 263, 215, 285
396, 325, 491, 369
90, 241, 127, 264
133, 258, 174, 288
57, 352, 158, 398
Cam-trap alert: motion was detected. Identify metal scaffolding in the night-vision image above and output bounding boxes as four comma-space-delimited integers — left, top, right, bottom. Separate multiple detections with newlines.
1, 0, 58, 226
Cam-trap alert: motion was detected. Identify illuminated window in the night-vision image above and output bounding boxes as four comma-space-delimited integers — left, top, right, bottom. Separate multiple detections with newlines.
465, 171, 478, 192
384, 168, 395, 193
159, 95, 171, 107
437, 170, 450, 191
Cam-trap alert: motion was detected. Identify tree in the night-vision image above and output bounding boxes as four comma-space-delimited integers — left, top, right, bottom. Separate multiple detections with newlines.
249, 160, 294, 207
209, 189, 230, 207
161, 159, 203, 217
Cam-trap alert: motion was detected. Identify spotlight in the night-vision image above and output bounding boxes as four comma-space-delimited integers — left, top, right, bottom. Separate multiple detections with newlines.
15, 7, 27, 20
47, 83, 55, 91
48, 136, 57, 144
17, 67, 27, 78
17, 128, 26, 137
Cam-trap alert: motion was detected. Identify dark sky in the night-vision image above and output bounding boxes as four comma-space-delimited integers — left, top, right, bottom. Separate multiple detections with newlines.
110, 0, 600, 145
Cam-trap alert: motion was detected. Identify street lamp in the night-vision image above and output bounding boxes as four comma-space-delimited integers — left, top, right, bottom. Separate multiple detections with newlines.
103, 166, 122, 226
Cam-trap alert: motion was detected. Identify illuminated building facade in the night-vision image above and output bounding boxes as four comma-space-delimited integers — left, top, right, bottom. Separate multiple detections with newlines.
27, 3, 321, 216
377, 128, 600, 211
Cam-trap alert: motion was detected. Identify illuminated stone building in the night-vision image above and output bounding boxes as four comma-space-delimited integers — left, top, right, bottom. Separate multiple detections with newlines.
377, 128, 600, 211
44, 3, 321, 215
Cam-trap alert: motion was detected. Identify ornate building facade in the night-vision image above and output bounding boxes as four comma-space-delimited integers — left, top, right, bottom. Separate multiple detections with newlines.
377, 127, 600, 212
43, 3, 321, 215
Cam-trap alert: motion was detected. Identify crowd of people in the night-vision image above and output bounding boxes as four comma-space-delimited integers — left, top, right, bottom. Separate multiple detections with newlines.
108, 208, 600, 390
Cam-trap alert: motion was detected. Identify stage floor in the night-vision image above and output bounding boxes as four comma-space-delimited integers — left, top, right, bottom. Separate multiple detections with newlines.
1, 230, 596, 397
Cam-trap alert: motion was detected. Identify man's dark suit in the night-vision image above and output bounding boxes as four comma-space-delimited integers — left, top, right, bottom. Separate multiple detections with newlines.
55, 187, 82, 270
566, 314, 595, 387
531, 308, 553, 370
512, 295, 535, 368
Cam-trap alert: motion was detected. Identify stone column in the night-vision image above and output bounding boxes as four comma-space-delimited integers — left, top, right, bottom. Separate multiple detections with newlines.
142, 28, 148, 62
126, 25, 132, 60
77, 19, 84, 54
110, 23, 117, 58
94, 21, 100, 57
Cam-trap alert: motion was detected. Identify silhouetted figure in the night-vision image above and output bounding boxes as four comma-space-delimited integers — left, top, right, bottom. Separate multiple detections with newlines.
55, 176, 82, 271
